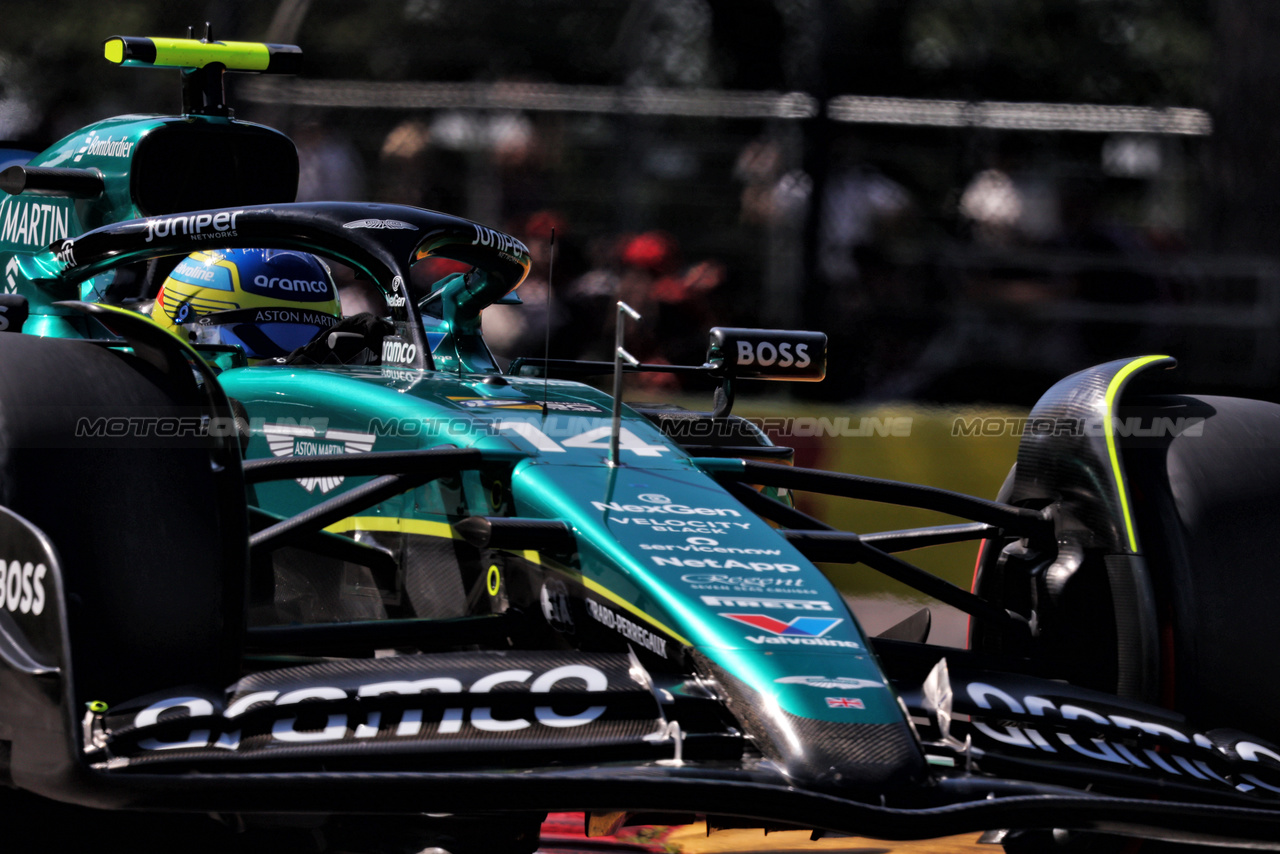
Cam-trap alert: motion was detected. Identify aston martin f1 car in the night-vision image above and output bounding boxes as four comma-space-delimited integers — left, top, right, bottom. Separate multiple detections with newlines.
3, 33, 1280, 854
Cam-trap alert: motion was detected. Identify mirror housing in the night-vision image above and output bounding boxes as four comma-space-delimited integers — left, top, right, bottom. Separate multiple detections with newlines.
707, 327, 827, 382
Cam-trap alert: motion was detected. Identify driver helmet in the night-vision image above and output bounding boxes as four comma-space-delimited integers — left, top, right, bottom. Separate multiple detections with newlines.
150, 249, 341, 361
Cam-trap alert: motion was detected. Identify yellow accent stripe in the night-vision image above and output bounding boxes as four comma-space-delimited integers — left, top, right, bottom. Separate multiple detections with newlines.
150, 38, 272, 71
189, 250, 243, 290
322, 517, 689, 647
1104, 355, 1171, 552
324, 516, 457, 539
581, 576, 692, 647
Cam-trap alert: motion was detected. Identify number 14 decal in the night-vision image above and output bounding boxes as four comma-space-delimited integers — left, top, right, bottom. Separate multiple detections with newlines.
494, 422, 670, 457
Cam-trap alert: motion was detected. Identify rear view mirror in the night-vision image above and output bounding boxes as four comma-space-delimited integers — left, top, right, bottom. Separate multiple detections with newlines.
707, 327, 827, 382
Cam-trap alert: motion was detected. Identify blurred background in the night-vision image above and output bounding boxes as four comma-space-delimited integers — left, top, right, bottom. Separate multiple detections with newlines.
3, 0, 1272, 643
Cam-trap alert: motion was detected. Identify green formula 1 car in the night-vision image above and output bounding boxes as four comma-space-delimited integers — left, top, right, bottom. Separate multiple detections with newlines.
3, 33, 1280, 854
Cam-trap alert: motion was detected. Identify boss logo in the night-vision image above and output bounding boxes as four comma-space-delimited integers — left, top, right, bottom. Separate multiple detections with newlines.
708, 328, 826, 381
0, 559, 47, 616
734, 340, 811, 369
381, 337, 418, 365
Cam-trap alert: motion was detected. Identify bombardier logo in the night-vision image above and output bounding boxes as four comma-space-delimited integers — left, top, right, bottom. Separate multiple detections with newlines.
261, 423, 376, 493
74, 132, 134, 161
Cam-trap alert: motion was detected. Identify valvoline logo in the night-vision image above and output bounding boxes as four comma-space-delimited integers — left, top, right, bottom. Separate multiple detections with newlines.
721, 613, 841, 637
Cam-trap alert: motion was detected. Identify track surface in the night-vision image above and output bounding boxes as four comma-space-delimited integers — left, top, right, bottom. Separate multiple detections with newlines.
667, 824, 986, 853
538, 815, 986, 853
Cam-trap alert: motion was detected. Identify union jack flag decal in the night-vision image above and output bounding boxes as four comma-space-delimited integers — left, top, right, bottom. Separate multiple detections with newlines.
825, 697, 865, 709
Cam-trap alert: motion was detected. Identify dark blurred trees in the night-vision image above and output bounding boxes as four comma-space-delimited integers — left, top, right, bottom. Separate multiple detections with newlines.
1207, 0, 1280, 253
2, 0, 1253, 256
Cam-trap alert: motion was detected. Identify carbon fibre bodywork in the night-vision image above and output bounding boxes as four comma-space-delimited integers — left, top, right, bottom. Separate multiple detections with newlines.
6, 34, 1280, 854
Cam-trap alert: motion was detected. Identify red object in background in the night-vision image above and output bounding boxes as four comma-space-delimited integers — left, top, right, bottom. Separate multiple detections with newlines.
525, 209, 567, 243
539, 812, 675, 853
416, 256, 471, 280
620, 231, 680, 275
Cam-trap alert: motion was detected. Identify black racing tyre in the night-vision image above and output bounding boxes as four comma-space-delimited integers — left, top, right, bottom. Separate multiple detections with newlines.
974, 394, 1280, 738
0, 333, 246, 706
1121, 394, 1280, 741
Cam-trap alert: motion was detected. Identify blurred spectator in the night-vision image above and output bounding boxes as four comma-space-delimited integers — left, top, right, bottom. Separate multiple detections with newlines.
293, 119, 366, 202
377, 119, 436, 207
818, 162, 911, 289
734, 136, 810, 228
563, 230, 726, 388
482, 210, 585, 363
958, 168, 1023, 245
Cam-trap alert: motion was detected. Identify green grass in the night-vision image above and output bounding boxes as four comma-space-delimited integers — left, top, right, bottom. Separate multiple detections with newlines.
731, 399, 1027, 645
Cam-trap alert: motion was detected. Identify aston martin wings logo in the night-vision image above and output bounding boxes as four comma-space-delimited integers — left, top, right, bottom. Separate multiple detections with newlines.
342, 219, 418, 230
774, 675, 883, 690
260, 423, 376, 493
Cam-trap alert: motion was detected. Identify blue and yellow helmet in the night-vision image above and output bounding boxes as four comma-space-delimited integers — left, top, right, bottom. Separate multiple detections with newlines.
151, 249, 341, 360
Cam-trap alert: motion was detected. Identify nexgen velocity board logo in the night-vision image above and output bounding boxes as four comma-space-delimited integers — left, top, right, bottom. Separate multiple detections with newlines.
721, 613, 841, 637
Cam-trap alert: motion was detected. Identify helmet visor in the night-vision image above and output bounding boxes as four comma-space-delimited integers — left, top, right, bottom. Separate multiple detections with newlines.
183, 308, 339, 359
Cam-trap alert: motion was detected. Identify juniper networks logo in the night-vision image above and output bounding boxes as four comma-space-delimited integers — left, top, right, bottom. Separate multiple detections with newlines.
261, 422, 375, 493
